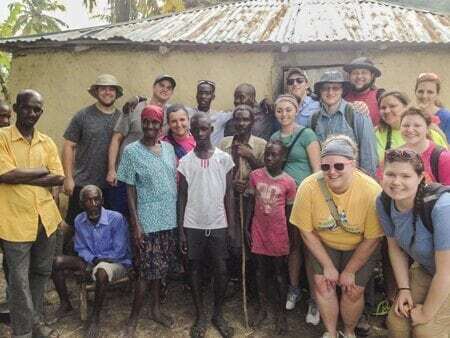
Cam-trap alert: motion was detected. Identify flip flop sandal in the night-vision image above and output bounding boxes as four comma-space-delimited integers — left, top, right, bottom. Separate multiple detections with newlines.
212, 316, 234, 338
190, 318, 208, 338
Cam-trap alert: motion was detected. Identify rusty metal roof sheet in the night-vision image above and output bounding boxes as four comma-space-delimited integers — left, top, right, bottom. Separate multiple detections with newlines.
1, 0, 449, 51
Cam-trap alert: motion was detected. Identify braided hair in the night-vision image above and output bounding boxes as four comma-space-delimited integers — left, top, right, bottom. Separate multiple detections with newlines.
411, 178, 427, 248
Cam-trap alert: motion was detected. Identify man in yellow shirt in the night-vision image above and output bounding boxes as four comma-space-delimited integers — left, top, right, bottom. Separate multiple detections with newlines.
290, 135, 383, 338
0, 90, 64, 338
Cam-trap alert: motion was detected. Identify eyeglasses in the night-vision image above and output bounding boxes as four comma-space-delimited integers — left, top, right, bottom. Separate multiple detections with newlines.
321, 85, 343, 92
287, 78, 306, 85
320, 161, 352, 172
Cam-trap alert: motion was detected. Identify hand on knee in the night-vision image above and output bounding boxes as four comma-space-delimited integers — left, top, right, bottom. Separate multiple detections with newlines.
342, 285, 364, 303
314, 276, 335, 299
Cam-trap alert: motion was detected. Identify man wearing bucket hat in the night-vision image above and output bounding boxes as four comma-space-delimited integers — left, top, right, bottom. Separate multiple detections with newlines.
62, 74, 122, 229
308, 70, 377, 177
106, 74, 175, 214
290, 135, 382, 338
285, 67, 320, 126
344, 57, 385, 126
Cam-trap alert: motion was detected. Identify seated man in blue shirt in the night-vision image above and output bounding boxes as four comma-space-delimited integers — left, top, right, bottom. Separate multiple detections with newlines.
52, 185, 132, 338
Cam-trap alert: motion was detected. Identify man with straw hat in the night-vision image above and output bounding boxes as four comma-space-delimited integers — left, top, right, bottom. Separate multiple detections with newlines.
61, 73, 123, 240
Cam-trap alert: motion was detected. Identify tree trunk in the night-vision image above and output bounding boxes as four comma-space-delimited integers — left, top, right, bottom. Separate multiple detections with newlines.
0, 72, 10, 102
114, 0, 132, 23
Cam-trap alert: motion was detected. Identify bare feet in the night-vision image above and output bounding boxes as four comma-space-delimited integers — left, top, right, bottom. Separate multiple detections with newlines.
85, 321, 100, 338
212, 315, 234, 338
190, 317, 208, 338
120, 319, 138, 338
149, 311, 174, 329
250, 308, 267, 328
47, 303, 74, 325
275, 313, 287, 336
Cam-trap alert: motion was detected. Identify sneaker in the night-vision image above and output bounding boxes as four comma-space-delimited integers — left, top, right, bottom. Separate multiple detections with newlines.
285, 287, 301, 310
305, 299, 320, 325
338, 331, 356, 338
321, 332, 336, 338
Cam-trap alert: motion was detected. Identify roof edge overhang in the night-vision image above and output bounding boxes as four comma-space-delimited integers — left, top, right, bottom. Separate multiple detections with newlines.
2, 39, 450, 55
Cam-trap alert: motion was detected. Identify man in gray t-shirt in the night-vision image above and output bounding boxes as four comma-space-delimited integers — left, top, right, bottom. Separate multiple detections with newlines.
63, 74, 122, 227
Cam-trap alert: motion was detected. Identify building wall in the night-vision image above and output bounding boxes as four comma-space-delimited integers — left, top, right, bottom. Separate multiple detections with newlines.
7, 49, 274, 146
6, 46, 450, 147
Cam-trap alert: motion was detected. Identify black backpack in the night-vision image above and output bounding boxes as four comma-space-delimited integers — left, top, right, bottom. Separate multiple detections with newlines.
430, 146, 444, 183
380, 182, 450, 233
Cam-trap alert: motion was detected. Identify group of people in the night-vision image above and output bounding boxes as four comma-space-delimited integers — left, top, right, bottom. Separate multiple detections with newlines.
0, 55, 450, 338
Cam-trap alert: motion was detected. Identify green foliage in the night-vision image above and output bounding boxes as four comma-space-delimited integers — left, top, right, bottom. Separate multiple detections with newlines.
0, 1, 68, 101
10, 0, 68, 36
83, 0, 223, 23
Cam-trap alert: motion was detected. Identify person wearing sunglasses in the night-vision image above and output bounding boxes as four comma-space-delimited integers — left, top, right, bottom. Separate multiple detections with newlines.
290, 135, 383, 338
285, 68, 319, 127
377, 149, 450, 338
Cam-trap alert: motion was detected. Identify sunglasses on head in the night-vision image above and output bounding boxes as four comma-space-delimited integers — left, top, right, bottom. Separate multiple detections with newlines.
320, 161, 352, 172
287, 78, 305, 85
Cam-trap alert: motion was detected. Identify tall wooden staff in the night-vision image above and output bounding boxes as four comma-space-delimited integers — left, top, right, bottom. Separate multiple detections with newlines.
239, 157, 249, 329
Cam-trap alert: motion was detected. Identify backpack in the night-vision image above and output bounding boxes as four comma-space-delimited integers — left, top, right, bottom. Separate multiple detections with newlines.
380, 182, 450, 233
430, 146, 444, 183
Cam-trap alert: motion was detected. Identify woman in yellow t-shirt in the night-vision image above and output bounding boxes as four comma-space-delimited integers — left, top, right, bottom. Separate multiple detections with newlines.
290, 135, 384, 338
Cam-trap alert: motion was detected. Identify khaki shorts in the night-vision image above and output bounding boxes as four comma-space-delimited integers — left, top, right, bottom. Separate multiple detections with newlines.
310, 245, 380, 287
92, 262, 128, 283
387, 262, 450, 338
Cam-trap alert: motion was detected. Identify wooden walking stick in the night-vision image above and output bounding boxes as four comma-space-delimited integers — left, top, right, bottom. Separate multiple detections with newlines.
239, 157, 249, 329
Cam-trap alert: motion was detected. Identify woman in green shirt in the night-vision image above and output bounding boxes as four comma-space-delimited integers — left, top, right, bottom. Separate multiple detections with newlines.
270, 94, 321, 319
375, 91, 447, 163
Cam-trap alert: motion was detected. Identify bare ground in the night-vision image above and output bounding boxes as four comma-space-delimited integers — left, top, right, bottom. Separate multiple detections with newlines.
0, 268, 388, 338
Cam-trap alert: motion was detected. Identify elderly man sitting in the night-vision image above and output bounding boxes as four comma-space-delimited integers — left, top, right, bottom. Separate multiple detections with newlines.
52, 185, 132, 338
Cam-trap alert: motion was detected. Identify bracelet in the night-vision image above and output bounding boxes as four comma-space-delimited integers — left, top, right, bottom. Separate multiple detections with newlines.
398, 287, 411, 291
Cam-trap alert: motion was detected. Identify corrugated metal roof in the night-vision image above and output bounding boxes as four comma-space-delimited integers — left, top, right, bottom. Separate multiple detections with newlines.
1, 0, 449, 51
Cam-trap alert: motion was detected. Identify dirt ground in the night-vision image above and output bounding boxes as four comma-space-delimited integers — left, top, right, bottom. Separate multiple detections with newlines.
0, 266, 388, 338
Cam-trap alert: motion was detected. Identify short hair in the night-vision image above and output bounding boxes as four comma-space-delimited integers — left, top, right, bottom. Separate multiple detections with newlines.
15, 89, 41, 106
235, 83, 256, 98
79, 185, 103, 203
415, 72, 442, 107
233, 104, 254, 119
266, 139, 288, 157
166, 103, 189, 124
190, 111, 210, 127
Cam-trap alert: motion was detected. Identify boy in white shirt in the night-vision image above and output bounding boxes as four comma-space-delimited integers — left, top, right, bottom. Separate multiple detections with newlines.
178, 112, 236, 338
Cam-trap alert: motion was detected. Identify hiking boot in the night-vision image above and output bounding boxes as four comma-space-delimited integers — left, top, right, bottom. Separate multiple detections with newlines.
305, 299, 320, 326
285, 286, 301, 310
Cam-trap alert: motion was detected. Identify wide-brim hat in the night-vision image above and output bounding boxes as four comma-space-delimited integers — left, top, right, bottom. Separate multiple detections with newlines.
313, 70, 351, 96
88, 74, 124, 98
153, 74, 176, 89
343, 57, 381, 77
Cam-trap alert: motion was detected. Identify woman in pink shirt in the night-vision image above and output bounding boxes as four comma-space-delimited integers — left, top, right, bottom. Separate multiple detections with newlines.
400, 107, 450, 185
